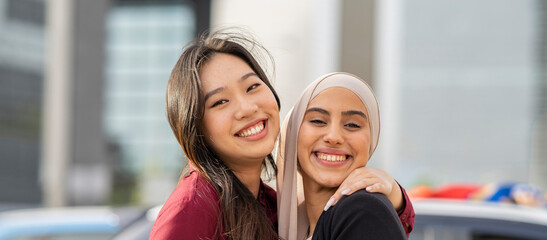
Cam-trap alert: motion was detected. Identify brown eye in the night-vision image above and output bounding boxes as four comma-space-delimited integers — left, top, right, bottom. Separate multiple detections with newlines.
310, 119, 326, 125
345, 123, 361, 129
247, 83, 261, 92
211, 99, 228, 108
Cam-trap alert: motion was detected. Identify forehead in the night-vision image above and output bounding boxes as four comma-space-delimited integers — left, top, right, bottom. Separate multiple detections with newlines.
199, 53, 253, 89
308, 87, 367, 112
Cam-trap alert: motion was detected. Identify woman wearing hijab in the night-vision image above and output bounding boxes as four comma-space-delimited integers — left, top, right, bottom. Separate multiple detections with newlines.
278, 72, 409, 240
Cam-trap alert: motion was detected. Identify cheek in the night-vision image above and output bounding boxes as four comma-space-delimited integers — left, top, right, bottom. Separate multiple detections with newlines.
259, 89, 279, 111
202, 110, 229, 137
200, 119, 217, 149
202, 112, 215, 132
351, 134, 371, 163
260, 93, 280, 137
265, 98, 280, 119
297, 125, 315, 160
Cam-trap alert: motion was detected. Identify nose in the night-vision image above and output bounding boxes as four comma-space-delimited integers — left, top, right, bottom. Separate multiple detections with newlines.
323, 124, 344, 145
234, 97, 259, 120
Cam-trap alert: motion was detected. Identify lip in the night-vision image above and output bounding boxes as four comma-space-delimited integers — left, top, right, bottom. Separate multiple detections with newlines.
313, 148, 351, 167
314, 148, 350, 155
234, 118, 269, 141
235, 118, 267, 134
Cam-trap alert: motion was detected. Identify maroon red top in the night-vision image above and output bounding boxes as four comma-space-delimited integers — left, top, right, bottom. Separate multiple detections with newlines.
150, 169, 277, 239
397, 185, 415, 237
150, 169, 414, 239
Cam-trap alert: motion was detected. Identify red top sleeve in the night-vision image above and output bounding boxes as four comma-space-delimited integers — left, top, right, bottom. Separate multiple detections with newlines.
396, 184, 415, 237
150, 170, 222, 240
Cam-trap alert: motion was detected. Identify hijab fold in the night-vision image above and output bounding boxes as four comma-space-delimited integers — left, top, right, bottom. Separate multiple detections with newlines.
277, 72, 380, 240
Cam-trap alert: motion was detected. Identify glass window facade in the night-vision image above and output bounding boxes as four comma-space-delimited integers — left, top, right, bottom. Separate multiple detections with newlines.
0, 0, 45, 203
104, 2, 195, 205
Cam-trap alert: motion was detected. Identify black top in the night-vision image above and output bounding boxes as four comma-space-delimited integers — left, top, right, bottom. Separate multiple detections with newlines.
312, 190, 408, 240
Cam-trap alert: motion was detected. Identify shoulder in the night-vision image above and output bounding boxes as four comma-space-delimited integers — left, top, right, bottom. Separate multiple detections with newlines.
159, 170, 219, 214
337, 190, 393, 213
150, 170, 221, 239
313, 190, 407, 240
330, 190, 401, 225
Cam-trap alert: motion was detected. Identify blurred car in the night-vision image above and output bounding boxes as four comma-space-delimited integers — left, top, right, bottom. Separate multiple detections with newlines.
22, 198, 546, 240
0, 206, 145, 240
111, 205, 161, 240
409, 198, 547, 240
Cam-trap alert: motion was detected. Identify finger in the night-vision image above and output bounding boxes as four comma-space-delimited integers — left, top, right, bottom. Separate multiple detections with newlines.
335, 179, 377, 202
324, 196, 335, 211
346, 178, 378, 194
329, 186, 352, 209
331, 179, 372, 207
366, 183, 379, 192
339, 170, 381, 188
328, 190, 343, 209
367, 182, 390, 195
336, 175, 370, 197
349, 168, 374, 179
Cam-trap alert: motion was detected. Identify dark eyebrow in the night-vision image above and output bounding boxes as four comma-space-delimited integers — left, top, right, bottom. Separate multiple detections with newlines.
306, 107, 329, 115
203, 72, 258, 102
204, 87, 224, 103
342, 110, 367, 120
240, 72, 258, 82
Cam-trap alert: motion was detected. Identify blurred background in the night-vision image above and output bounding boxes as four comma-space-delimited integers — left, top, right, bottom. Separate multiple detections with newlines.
0, 0, 545, 212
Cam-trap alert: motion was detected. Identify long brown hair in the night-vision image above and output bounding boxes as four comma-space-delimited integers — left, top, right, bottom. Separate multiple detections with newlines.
165, 29, 279, 240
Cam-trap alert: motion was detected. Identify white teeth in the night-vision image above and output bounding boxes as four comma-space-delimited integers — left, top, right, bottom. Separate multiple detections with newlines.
317, 152, 347, 162
237, 121, 265, 137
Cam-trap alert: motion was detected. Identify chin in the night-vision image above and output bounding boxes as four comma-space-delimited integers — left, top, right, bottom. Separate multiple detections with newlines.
260, 140, 276, 155
248, 150, 273, 161
317, 177, 344, 188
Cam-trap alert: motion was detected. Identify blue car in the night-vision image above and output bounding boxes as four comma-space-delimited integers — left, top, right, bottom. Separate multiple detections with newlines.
0, 206, 145, 240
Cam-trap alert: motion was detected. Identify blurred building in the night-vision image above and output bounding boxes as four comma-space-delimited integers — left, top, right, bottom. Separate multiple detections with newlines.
41, 0, 112, 206
42, 0, 208, 206
210, 0, 547, 189
103, 0, 203, 205
0, 0, 208, 207
0, 0, 45, 204
1, 0, 546, 207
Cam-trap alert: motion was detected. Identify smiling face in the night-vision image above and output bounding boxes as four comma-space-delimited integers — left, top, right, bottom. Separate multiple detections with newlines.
200, 53, 280, 169
297, 87, 371, 188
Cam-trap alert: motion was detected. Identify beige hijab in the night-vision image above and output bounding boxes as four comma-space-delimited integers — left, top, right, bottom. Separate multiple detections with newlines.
276, 72, 381, 240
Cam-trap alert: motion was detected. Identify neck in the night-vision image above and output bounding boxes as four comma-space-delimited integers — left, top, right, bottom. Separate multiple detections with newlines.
302, 176, 336, 238
229, 162, 263, 198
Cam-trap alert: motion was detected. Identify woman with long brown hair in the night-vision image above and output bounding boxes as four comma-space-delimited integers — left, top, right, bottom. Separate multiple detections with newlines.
150, 30, 280, 239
